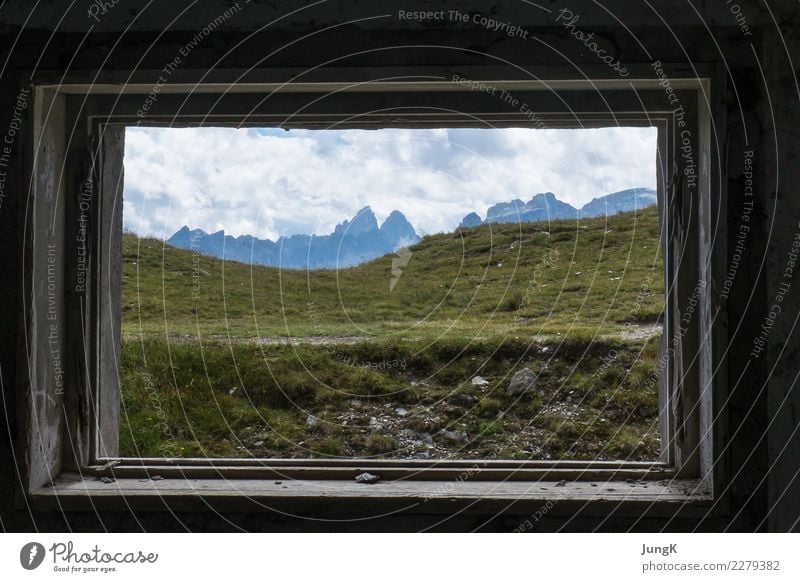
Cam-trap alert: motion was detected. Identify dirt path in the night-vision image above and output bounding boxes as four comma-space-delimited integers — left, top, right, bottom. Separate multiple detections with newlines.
606, 323, 663, 341
147, 324, 662, 346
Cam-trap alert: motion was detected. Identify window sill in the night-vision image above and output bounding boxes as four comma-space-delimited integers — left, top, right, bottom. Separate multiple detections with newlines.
32, 473, 711, 515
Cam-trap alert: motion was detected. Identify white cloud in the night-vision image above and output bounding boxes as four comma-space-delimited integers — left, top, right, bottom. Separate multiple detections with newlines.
122, 126, 656, 239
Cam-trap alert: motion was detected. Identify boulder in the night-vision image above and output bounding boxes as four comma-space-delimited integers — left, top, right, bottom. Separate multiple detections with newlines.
448, 394, 477, 407
507, 367, 538, 395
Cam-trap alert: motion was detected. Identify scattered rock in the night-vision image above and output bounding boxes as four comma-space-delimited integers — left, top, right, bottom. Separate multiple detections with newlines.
395, 407, 409, 417
349, 399, 363, 409
306, 415, 320, 427
415, 431, 434, 445
253, 440, 264, 447
507, 367, 538, 395
355, 472, 381, 484
403, 429, 434, 445
437, 429, 468, 445
471, 376, 489, 387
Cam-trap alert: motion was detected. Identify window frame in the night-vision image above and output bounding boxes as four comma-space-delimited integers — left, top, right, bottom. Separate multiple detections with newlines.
20, 72, 722, 515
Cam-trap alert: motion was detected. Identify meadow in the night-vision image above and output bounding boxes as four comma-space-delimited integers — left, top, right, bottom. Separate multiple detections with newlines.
119, 206, 664, 460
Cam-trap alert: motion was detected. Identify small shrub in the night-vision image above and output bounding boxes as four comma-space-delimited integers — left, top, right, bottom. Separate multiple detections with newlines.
499, 290, 524, 312
476, 419, 502, 438
397, 385, 425, 404
366, 433, 395, 455
478, 398, 502, 418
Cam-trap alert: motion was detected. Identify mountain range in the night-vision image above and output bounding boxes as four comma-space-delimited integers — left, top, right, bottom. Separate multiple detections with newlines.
168, 188, 657, 269
168, 206, 419, 270
459, 188, 657, 228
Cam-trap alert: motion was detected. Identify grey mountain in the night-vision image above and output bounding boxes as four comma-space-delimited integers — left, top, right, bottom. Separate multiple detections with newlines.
459, 188, 657, 227
459, 212, 483, 228
168, 206, 420, 270
484, 192, 578, 224
578, 188, 658, 218
169, 188, 656, 269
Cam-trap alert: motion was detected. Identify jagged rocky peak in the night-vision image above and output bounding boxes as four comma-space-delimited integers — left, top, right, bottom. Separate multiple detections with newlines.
485, 198, 526, 222
381, 209, 408, 227
460, 212, 483, 228
482, 193, 577, 224
168, 225, 209, 246
526, 192, 577, 215
335, 206, 379, 236
527, 192, 559, 205
380, 210, 418, 247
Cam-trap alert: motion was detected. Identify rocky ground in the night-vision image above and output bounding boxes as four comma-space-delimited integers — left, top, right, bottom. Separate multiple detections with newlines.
120, 334, 663, 461
235, 366, 661, 462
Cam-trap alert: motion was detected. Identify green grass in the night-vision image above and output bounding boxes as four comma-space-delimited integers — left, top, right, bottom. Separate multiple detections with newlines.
119, 207, 665, 460
119, 333, 662, 460
121, 206, 664, 340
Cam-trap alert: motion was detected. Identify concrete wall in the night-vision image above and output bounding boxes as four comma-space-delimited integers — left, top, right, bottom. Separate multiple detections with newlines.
1, 0, 798, 531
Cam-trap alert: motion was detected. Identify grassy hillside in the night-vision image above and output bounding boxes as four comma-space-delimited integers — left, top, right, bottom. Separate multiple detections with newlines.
122, 206, 663, 339
119, 207, 664, 461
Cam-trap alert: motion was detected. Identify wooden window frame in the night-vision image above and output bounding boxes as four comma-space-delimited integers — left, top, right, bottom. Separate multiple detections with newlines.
19, 68, 724, 516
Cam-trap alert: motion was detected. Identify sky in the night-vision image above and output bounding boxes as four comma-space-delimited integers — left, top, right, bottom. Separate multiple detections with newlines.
122, 126, 657, 240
